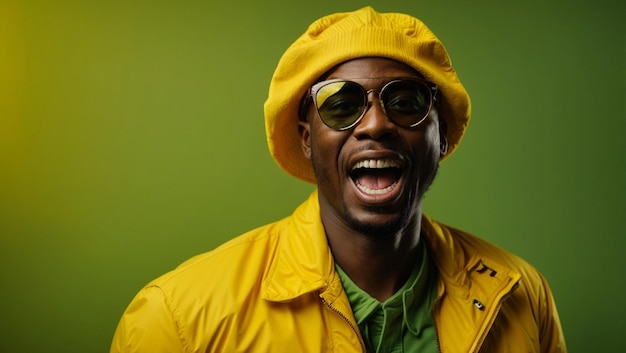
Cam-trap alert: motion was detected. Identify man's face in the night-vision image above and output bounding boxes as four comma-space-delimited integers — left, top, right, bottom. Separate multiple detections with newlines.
299, 57, 446, 237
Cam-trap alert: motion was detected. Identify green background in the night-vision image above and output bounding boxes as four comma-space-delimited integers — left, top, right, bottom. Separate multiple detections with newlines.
1, 0, 624, 352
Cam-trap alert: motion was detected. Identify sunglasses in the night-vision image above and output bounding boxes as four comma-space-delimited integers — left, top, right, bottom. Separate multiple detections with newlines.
302, 77, 438, 130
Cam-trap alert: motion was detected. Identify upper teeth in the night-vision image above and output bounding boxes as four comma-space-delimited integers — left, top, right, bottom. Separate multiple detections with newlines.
353, 159, 399, 169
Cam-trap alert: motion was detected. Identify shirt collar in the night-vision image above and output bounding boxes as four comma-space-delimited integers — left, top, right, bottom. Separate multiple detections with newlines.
335, 240, 437, 336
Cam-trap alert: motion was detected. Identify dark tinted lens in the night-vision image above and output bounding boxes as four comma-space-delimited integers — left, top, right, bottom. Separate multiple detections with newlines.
381, 80, 432, 127
315, 81, 366, 129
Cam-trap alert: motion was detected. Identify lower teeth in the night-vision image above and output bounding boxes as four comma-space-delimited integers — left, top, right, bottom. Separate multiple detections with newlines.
356, 181, 398, 195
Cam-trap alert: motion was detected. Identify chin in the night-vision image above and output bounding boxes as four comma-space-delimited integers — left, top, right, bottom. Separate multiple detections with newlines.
344, 205, 412, 238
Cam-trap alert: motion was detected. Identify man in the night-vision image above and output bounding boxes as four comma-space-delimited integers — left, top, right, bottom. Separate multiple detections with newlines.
111, 7, 566, 352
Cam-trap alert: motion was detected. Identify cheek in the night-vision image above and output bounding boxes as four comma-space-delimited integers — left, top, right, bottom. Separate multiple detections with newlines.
311, 133, 336, 169
421, 128, 443, 177
310, 123, 344, 156
420, 117, 442, 150
309, 129, 350, 179
425, 126, 441, 154
404, 125, 441, 179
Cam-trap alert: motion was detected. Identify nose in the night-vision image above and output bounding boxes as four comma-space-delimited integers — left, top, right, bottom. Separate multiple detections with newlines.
352, 93, 398, 140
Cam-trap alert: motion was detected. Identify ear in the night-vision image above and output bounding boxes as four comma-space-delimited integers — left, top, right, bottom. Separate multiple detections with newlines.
298, 121, 312, 160
439, 119, 448, 158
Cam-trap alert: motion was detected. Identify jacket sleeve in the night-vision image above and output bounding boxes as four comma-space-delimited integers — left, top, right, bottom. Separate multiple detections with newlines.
110, 286, 188, 353
538, 274, 568, 353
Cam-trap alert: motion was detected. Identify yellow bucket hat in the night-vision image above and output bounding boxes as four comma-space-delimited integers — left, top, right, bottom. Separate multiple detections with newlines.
264, 6, 471, 184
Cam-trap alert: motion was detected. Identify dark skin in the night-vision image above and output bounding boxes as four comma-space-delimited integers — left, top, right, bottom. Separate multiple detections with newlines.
299, 58, 448, 301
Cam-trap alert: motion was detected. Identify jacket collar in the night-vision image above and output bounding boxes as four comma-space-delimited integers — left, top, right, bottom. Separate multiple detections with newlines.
420, 215, 522, 301
262, 190, 337, 302
262, 191, 521, 304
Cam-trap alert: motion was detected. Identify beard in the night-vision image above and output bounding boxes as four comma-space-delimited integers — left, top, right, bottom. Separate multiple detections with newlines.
343, 202, 412, 238
312, 160, 440, 239
309, 137, 440, 239
343, 163, 439, 239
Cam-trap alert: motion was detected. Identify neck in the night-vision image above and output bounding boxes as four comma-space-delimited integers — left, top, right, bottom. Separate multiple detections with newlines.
323, 206, 423, 302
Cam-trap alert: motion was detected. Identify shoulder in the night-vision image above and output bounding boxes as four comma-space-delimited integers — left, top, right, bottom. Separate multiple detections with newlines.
150, 219, 287, 294
422, 216, 566, 351
422, 215, 549, 292
125, 219, 290, 337
111, 219, 291, 353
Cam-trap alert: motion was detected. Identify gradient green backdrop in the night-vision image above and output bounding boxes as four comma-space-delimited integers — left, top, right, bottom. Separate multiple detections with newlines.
1, 0, 624, 352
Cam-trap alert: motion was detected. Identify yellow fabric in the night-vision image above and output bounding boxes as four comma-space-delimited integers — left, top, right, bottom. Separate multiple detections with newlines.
264, 6, 471, 183
110, 191, 566, 353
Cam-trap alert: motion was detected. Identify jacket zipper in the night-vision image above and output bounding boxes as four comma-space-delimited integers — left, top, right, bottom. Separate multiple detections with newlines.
469, 282, 519, 353
469, 299, 503, 353
431, 293, 443, 353
320, 297, 367, 353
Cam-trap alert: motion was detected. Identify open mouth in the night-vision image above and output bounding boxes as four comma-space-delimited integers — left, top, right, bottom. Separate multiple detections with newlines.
350, 159, 402, 195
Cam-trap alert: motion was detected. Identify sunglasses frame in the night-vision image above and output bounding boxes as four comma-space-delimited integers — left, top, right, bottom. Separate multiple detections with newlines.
301, 77, 438, 131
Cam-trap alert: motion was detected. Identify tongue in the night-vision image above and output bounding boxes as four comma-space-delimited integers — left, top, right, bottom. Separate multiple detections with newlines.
357, 169, 397, 190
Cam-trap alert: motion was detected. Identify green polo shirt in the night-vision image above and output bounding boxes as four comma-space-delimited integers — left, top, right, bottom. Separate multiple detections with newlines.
335, 241, 439, 353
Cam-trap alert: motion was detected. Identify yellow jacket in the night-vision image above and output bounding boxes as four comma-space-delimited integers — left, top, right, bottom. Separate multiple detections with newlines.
111, 191, 566, 352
